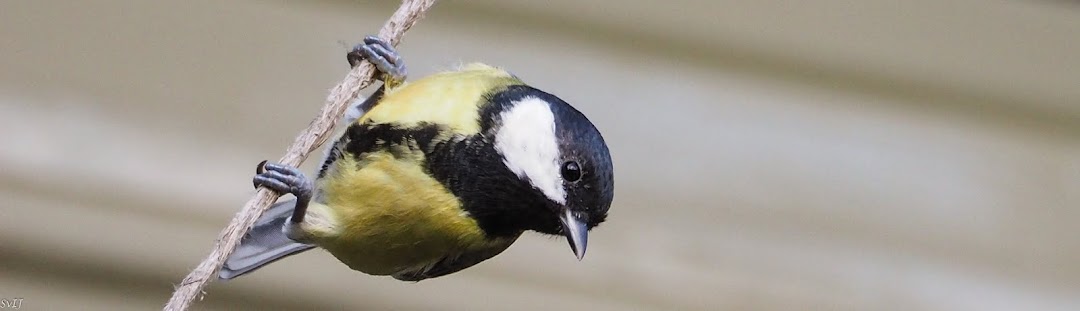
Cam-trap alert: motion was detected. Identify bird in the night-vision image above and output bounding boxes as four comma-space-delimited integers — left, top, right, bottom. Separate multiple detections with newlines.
219, 36, 614, 281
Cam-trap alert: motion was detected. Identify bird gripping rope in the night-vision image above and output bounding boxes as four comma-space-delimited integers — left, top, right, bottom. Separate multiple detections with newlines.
164, 1, 437, 310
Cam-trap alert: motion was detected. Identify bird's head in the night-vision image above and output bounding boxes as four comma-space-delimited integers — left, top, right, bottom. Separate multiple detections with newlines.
475, 84, 614, 260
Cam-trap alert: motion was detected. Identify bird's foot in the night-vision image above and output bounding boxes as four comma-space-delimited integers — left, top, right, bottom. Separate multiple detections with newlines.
253, 161, 313, 223
347, 35, 407, 88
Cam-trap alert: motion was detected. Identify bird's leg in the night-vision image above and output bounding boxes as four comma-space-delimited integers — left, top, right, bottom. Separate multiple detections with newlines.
346, 35, 408, 89
343, 86, 385, 125
253, 161, 314, 224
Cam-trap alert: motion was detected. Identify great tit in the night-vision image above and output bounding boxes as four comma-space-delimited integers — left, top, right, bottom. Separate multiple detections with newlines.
219, 36, 614, 281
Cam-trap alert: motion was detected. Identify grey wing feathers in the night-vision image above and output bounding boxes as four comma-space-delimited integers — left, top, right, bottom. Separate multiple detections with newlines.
219, 199, 315, 280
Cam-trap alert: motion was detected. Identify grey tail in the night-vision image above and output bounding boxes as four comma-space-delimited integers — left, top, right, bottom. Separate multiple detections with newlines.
218, 199, 316, 280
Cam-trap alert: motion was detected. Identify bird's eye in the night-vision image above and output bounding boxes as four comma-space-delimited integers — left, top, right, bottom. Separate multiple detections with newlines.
561, 161, 582, 182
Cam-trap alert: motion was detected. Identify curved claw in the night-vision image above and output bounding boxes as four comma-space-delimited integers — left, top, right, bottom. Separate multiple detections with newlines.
252, 161, 314, 223
346, 35, 407, 88
254, 163, 312, 194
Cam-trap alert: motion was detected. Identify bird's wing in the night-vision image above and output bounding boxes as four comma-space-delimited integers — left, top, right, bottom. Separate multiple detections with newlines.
220, 199, 316, 280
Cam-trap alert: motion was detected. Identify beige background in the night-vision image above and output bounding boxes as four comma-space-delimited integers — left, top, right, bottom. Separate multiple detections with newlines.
1, 0, 1078, 310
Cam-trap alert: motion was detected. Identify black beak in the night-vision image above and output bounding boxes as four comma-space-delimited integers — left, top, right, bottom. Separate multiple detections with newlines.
559, 209, 589, 260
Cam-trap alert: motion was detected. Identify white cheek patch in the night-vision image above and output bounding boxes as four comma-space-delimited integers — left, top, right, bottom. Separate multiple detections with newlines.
493, 97, 567, 204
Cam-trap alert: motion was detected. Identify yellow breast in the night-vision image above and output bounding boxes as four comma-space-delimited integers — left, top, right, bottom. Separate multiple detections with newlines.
305, 151, 493, 275
297, 63, 523, 275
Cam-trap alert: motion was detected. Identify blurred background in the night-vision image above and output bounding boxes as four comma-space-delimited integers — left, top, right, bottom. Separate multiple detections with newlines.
1, 0, 1078, 310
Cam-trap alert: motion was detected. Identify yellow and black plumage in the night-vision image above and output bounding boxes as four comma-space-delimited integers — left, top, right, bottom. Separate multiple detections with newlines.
220, 36, 614, 281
